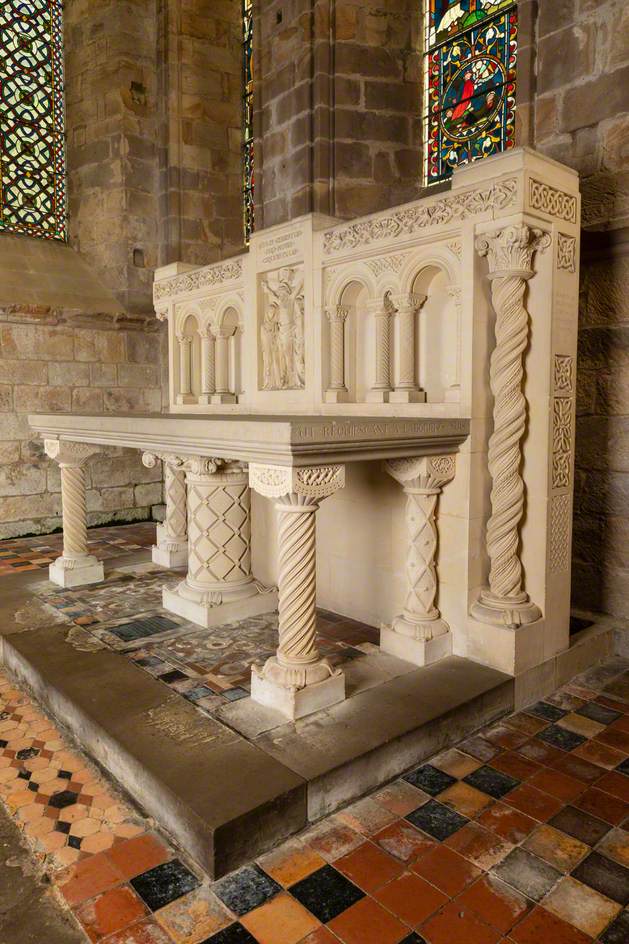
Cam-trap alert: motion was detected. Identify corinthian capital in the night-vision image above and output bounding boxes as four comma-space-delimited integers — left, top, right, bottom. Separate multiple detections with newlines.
142, 452, 185, 471
476, 225, 551, 278
326, 305, 350, 324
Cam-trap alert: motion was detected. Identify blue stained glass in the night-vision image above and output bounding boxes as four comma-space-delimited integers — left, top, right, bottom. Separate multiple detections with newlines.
0, 0, 66, 239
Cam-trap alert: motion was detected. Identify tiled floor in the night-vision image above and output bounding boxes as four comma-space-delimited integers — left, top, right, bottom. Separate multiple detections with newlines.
29, 564, 379, 713
2, 653, 629, 943
0, 522, 156, 575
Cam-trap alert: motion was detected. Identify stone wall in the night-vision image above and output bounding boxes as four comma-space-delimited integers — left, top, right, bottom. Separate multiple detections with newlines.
532, 0, 629, 618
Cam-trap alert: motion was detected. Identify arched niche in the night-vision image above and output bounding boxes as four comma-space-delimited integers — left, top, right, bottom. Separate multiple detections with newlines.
218, 305, 242, 396
410, 265, 457, 403
337, 278, 371, 403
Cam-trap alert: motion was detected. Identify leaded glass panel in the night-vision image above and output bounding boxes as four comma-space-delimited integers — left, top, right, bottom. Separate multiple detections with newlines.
0, 0, 66, 240
242, 0, 254, 244
424, 1, 517, 185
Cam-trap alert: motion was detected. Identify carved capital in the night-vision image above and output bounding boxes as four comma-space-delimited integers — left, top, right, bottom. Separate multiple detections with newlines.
476, 224, 551, 279
249, 464, 345, 501
180, 456, 245, 478
391, 292, 427, 314
142, 451, 185, 471
385, 455, 456, 492
44, 439, 100, 468
155, 306, 169, 322
211, 323, 236, 340
326, 305, 350, 324
176, 334, 192, 346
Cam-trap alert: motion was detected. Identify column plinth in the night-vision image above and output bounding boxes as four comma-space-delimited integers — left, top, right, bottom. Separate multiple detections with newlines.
471, 225, 550, 629
45, 440, 104, 588
249, 464, 346, 719
162, 457, 276, 627
382, 455, 456, 666
142, 453, 188, 568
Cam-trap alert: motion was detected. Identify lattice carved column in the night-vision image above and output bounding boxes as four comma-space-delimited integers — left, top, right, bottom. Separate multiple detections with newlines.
366, 295, 395, 402
324, 305, 350, 403
198, 327, 216, 405
390, 293, 427, 404
471, 224, 551, 628
382, 455, 456, 665
44, 440, 104, 588
249, 463, 346, 719
142, 453, 188, 568
210, 324, 237, 404
162, 456, 276, 628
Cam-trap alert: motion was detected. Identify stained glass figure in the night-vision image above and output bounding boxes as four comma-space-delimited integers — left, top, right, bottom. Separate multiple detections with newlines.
242, 0, 254, 244
0, 0, 66, 240
424, 1, 517, 185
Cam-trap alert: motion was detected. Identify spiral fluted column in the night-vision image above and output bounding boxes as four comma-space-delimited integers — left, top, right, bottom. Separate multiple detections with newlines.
44, 440, 104, 588
367, 296, 394, 402
471, 224, 551, 628
324, 305, 349, 402
390, 293, 427, 403
249, 463, 346, 719
142, 453, 188, 568
382, 455, 456, 665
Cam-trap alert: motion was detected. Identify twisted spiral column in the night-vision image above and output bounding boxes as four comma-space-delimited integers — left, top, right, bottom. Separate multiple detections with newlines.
249, 464, 346, 714
367, 296, 394, 400
471, 224, 550, 628
44, 440, 104, 587
200, 329, 216, 400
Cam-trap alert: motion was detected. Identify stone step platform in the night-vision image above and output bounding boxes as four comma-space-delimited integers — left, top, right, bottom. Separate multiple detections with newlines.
2, 613, 513, 879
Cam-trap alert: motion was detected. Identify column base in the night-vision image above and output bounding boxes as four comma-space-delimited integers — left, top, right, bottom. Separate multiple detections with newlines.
324, 389, 350, 404
151, 524, 187, 568
163, 581, 277, 629
365, 389, 391, 403
380, 620, 452, 666
444, 385, 461, 403
389, 389, 427, 404
210, 392, 237, 405
471, 589, 542, 629
176, 394, 196, 405
251, 662, 345, 720
49, 556, 104, 588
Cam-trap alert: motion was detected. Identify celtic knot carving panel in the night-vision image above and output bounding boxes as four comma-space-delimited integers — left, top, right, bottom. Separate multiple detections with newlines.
529, 179, 578, 223
557, 233, 577, 272
552, 397, 573, 489
554, 355, 574, 395
550, 494, 571, 574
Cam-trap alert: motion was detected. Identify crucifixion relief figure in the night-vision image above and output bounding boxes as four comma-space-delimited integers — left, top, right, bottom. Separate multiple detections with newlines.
260, 266, 305, 390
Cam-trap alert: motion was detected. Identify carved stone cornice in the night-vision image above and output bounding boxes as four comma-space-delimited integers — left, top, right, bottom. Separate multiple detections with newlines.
385, 455, 456, 492
249, 464, 345, 501
323, 177, 518, 254
476, 225, 551, 279
153, 259, 243, 301
44, 440, 100, 467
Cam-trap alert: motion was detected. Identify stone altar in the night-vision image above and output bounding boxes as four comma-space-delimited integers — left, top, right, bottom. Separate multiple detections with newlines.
30, 148, 581, 719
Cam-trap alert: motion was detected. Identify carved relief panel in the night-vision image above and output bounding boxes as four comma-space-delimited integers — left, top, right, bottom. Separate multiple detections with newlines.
259, 266, 305, 391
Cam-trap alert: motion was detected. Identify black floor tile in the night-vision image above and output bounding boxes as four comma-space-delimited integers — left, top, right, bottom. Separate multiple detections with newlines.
616, 757, 629, 777
213, 865, 281, 917
159, 670, 189, 684
201, 924, 259, 944
525, 701, 567, 723
289, 864, 364, 923
549, 805, 612, 846
599, 909, 629, 944
131, 858, 201, 911
572, 851, 629, 905
400, 934, 428, 944
535, 724, 586, 752
463, 765, 520, 799
403, 764, 456, 797
405, 799, 468, 841
576, 702, 622, 726
48, 790, 79, 809
492, 848, 561, 901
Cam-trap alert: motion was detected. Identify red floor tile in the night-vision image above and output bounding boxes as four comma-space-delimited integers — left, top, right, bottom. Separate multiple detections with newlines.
105, 833, 171, 880
75, 885, 148, 941
412, 843, 481, 896
573, 786, 627, 825
509, 905, 593, 944
504, 783, 563, 822
328, 896, 408, 944
477, 802, 538, 845
58, 852, 124, 907
455, 874, 532, 934
335, 840, 404, 893
420, 898, 502, 944
375, 871, 447, 926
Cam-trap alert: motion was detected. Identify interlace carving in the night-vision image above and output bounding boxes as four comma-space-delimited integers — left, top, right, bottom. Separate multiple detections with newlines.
529, 179, 578, 223
557, 233, 577, 272
552, 397, 573, 489
550, 494, 571, 573
554, 355, 574, 395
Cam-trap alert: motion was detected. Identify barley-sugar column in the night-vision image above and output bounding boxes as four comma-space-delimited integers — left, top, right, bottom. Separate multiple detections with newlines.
163, 456, 277, 627
142, 452, 188, 568
45, 439, 104, 588
248, 463, 346, 719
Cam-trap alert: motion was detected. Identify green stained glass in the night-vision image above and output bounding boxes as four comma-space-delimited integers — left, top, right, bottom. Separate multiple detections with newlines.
0, 0, 66, 240
242, 0, 254, 244
424, 1, 517, 185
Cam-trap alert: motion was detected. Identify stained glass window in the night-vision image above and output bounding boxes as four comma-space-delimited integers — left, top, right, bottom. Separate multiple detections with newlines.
242, 0, 254, 244
0, 0, 66, 240
423, 1, 517, 185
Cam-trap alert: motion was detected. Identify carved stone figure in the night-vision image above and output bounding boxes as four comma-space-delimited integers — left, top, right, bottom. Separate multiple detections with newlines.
260, 266, 305, 390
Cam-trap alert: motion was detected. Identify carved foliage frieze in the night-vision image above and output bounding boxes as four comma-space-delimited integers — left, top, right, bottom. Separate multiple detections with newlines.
529, 179, 578, 224
154, 260, 243, 301
259, 266, 305, 391
323, 178, 518, 254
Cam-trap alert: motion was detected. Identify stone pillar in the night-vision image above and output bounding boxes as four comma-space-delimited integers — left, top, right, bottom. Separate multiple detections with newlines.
210, 325, 237, 404
163, 457, 276, 627
142, 453, 188, 568
324, 305, 350, 403
248, 463, 346, 719
366, 295, 395, 402
445, 286, 462, 403
390, 293, 427, 404
382, 455, 456, 665
471, 224, 551, 628
44, 440, 104, 588
176, 335, 192, 402
198, 327, 216, 405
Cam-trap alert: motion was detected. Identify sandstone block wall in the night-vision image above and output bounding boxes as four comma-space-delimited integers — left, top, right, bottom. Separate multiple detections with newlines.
0, 309, 167, 540
532, 0, 629, 618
